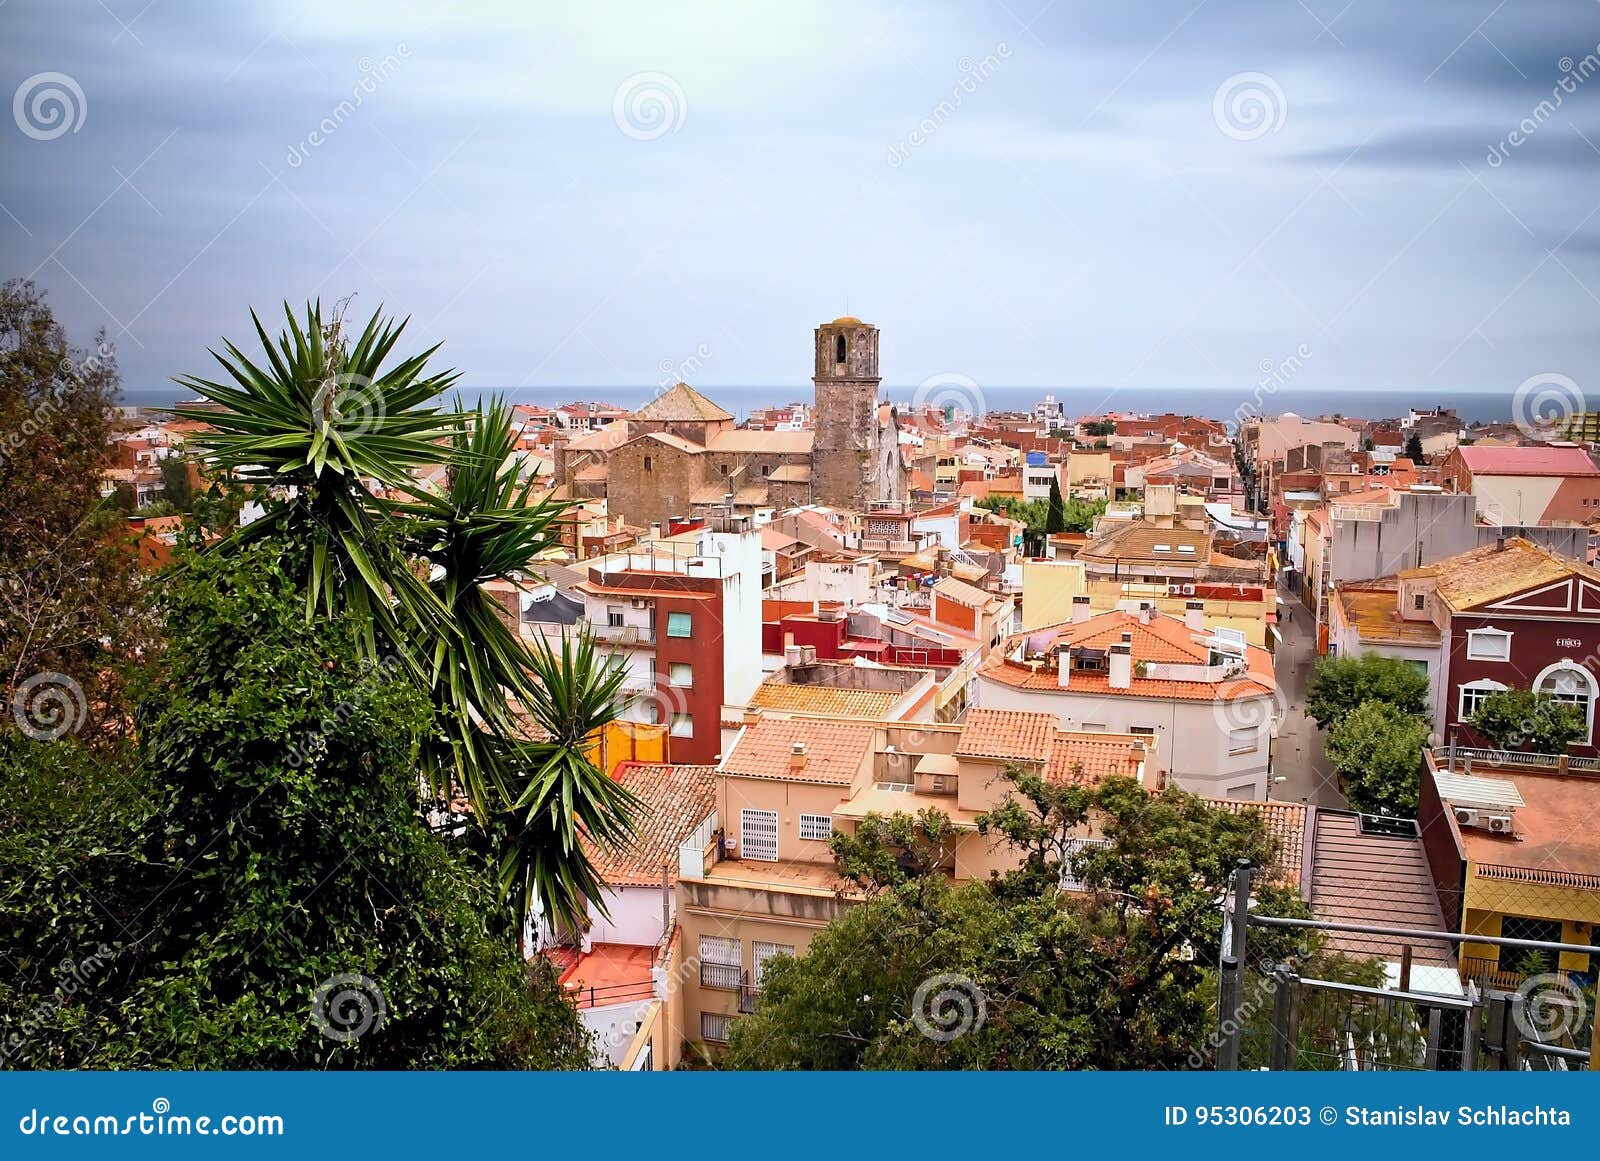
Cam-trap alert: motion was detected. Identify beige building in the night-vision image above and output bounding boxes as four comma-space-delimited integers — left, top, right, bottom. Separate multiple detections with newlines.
675, 710, 1152, 1050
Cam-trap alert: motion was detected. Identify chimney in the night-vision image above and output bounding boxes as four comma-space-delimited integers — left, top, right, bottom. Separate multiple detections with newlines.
800, 644, 817, 664
1138, 602, 1153, 625
1057, 649, 1071, 688
1109, 643, 1132, 690
1185, 600, 1204, 632
1496, 535, 1506, 551
1072, 594, 1092, 623
742, 708, 762, 726
789, 742, 808, 772
784, 644, 803, 667
649, 522, 662, 541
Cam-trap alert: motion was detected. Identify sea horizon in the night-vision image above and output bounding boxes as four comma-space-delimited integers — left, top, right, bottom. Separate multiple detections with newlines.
122, 383, 1526, 427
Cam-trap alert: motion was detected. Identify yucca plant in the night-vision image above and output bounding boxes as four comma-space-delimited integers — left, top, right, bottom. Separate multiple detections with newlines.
174, 306, 637, 933
174, 302, 460, 652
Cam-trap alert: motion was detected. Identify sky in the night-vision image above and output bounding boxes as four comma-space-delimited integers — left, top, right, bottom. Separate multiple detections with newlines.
1, 0, 1599, 401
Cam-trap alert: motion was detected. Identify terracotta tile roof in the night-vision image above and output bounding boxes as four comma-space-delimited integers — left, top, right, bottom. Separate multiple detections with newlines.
1457, 443, 1600, 477
954, 707, 1057, 763
631, 382, 733, 422
933, 575, 996, 609
1431, 536, 1591, 610
748, 682, 900, 719
1206, 799, 1308, 888
1076, 521, 1211, 563
1048, 733, 1148, 784
721, 717, 875, 785
581, 763, 716, 886
707, 429, 815, 454
635, 431, 705, 454
981, 610, 1278, 702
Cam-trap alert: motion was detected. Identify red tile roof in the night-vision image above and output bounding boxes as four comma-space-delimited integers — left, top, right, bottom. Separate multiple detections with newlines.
1457, 444, 1600, 477
721, 717, 875, 785
581, 763, 716, 886
954, 707, 1057, 763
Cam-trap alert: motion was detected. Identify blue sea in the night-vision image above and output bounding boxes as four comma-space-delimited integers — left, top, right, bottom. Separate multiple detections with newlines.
120, 384, 1521, 427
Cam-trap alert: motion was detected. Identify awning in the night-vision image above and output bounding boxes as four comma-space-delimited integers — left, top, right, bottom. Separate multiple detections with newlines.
1265, 612, 1279, 624
1269, 626, 1284, 644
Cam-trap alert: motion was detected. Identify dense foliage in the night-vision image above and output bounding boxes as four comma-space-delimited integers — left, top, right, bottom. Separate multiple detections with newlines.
1305, 653, 1430, 729
1469, 688, 1587, 754
726, 773, 1302, 1070
1325, 700, 1432, 814
0, 546, 590, 1068
0, 279, 149, 742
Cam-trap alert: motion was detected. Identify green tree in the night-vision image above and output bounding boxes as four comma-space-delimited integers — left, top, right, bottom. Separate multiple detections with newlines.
1468, 688, 1586, 753
1306, 653, 1429, 729
0, 279, 150, 744
1084, 419, 1116, 437
175, 302, 634, 931
726, 775, 1287, 1070
1325, 700, 1431, 814
156, 453, 194, 511
1403, 433, 1424, 461
0, 544, 591, 1068
1045, 474, 1066, 534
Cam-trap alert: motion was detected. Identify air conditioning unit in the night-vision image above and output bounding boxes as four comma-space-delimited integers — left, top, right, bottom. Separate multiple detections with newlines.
1181, 584, 1196, 596
723, 837, 738, 857
630, 597, 650, 609
1452, 807, 1480, 828
1486, 814, 1514, 834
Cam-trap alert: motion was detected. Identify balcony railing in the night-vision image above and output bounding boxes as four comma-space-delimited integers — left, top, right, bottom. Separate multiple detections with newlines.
1459, 955, 1525, 993
700, 962, 745, 991
590, 622, 655, 646
738, 984, 760, 1014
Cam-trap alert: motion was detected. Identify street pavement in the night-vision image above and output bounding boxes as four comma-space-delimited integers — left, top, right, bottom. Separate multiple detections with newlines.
1268, 592, 1349, 809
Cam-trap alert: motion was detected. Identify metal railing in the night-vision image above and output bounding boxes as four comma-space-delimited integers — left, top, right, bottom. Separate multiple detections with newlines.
590, 622, 655, 646
700, 962, 744, 990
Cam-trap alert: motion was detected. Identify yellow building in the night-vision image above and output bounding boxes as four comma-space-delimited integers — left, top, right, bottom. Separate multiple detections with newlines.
1019, 557, 1271, 644
1420, 749, 1599, 990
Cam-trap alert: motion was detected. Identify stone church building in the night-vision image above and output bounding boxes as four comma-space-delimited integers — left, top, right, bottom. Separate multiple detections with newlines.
553, 317, 907, 527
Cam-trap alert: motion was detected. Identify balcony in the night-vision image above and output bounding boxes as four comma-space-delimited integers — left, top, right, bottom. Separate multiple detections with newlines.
590, 622, 655, 646
1459, 955, 1525, 993
738, 984, 760, 1014
700, 962, 745, 991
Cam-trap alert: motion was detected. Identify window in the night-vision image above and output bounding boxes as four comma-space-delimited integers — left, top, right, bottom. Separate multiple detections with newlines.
1130, 726, 1155, 736
698, 935, 741, 990
740, 808, 779, 861
640, 701, 661, 725
1465, 627, 1511, 662
668, 662, 692, 687
761, 463, 770, 477
835, 334, 846, 364
1228, 725, 1258, 754
670, 712, 693, 738
1535, 662, 1597, 739
666, 611, 692, 638
1413, 593, 1426, 611
1497, 916, 1565, 973
719, 463, 728, 475
643, 455, 652, 472
798, 814, 833, 841
1458, 679, 1508, 721
700, 1012, 733, 1044
753, 941, 794, 986
607, 605, 624, 628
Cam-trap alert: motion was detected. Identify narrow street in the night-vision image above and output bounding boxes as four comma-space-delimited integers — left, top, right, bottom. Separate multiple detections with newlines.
1269, 590, 1349, 809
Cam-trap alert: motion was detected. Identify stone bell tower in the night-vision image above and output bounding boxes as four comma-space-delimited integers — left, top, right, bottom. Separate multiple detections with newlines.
811, 316, 887, 510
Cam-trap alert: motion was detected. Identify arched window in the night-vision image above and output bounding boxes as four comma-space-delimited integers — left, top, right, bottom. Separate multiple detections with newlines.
834, 334, 846, 365
1534, 661, 1598, 740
